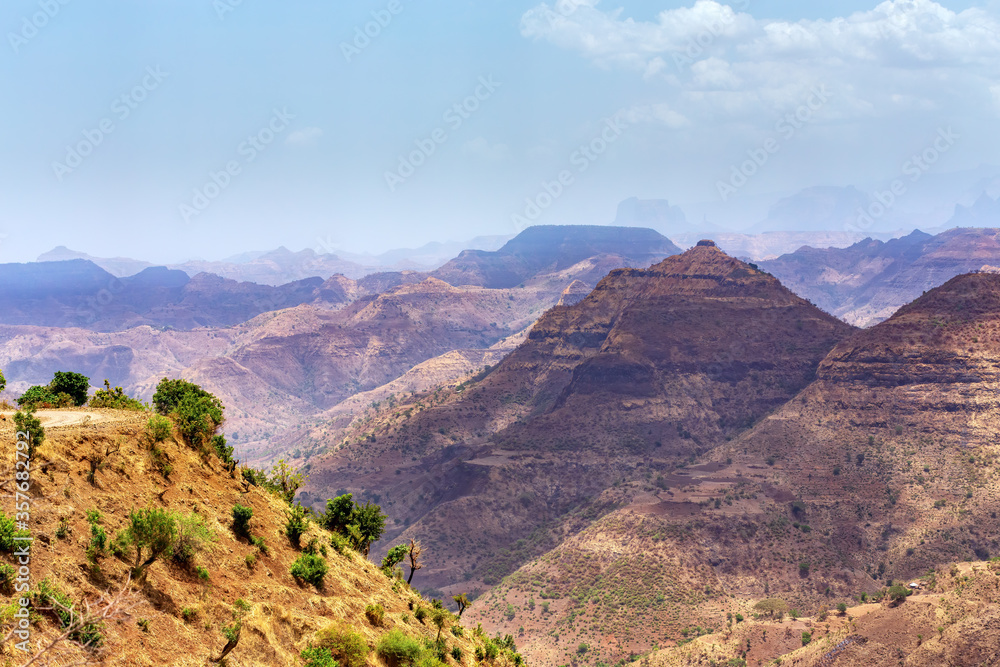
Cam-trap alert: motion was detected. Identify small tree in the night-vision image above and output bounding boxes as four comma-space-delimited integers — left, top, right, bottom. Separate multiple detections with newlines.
353, 502, 386, 557
382, 544, 409, 574
270, 459, 306, 504
432, 608, 447, 642
837, 602, 848, 615
49, 371, 91, 406
453, 593, 470, 617
0, 367, 6, 395
407, 539, 423, 585
322, 494, 355, 534
124, 508, 177, 579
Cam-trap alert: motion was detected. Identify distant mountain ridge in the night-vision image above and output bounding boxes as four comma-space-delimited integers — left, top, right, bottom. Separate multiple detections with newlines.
37, 234, 513, 285
761, 223, 1000, 326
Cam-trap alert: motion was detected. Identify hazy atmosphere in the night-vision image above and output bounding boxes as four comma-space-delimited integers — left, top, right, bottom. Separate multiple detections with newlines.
5, 3, 1000, 666
3, 0, 999, 262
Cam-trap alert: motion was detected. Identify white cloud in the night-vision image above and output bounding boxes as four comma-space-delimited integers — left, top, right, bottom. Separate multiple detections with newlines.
462, 137, 511, 161
285, 127, 324, 146
620, 103, 689, 129
520, 0, 1000, 121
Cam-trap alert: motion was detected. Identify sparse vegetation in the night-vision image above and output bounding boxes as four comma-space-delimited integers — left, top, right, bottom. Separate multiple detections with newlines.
315, 620, 370, 667
291, 553, 329, 588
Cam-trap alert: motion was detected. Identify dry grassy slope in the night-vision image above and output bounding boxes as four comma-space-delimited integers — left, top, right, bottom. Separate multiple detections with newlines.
0, 409, 508, 667
636, 560, 1000, 667
464, 272, 1000, 667
301, 244, 855, 599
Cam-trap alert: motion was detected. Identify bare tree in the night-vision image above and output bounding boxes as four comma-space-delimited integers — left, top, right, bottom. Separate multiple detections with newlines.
86, 440, 122, 486
13, 577, 138, 667
407, 538, 423, 585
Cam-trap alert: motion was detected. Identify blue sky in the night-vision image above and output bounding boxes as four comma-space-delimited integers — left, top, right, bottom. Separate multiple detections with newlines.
1, 0, 997, 262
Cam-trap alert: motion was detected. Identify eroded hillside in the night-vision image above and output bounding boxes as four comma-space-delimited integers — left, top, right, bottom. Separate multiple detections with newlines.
469, 272, 1000, 666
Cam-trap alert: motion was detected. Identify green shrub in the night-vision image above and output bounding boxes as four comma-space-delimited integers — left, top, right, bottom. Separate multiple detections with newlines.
172, 512, 215, 564
13, 408, 44, 453
245, 553, 257, 569
330, 531, 353, 556
291, 553, 329, 588
285, 503, 309, 547
0, 512, 18, 552
251, 535, 269, 555
302, 645, 338, 667
801, 631, 812, 645
378, 629, 424, 666
316, 620, 370, 667
414, 606, 428, 623
89, 380, 144, 410
145, 415, 173, 444
87, 523, 107, 562
450, 646, 462, 661
837, 602, 848, 614
50, 371, 90, 406
152, 378, 224, 449
181, 606, 197, 621
174, 393, 224, 449
232, 504, 253, 537
365, 603, 385, 626
212, 434, 236, 467
0, 563, 15, 594
17, 385, 58, 408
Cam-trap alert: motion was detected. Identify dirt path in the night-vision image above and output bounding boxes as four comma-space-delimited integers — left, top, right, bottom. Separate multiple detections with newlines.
0, 410, 116, 428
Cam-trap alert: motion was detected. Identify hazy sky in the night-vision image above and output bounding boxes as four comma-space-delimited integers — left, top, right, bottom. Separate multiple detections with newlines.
1, 0, 998, 262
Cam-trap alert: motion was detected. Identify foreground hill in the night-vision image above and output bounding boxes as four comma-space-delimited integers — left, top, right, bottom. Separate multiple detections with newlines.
302, 242, 855, 595
0, 408, 509, 666
468, 271, 1000, 666
761, 225, 1000, 326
